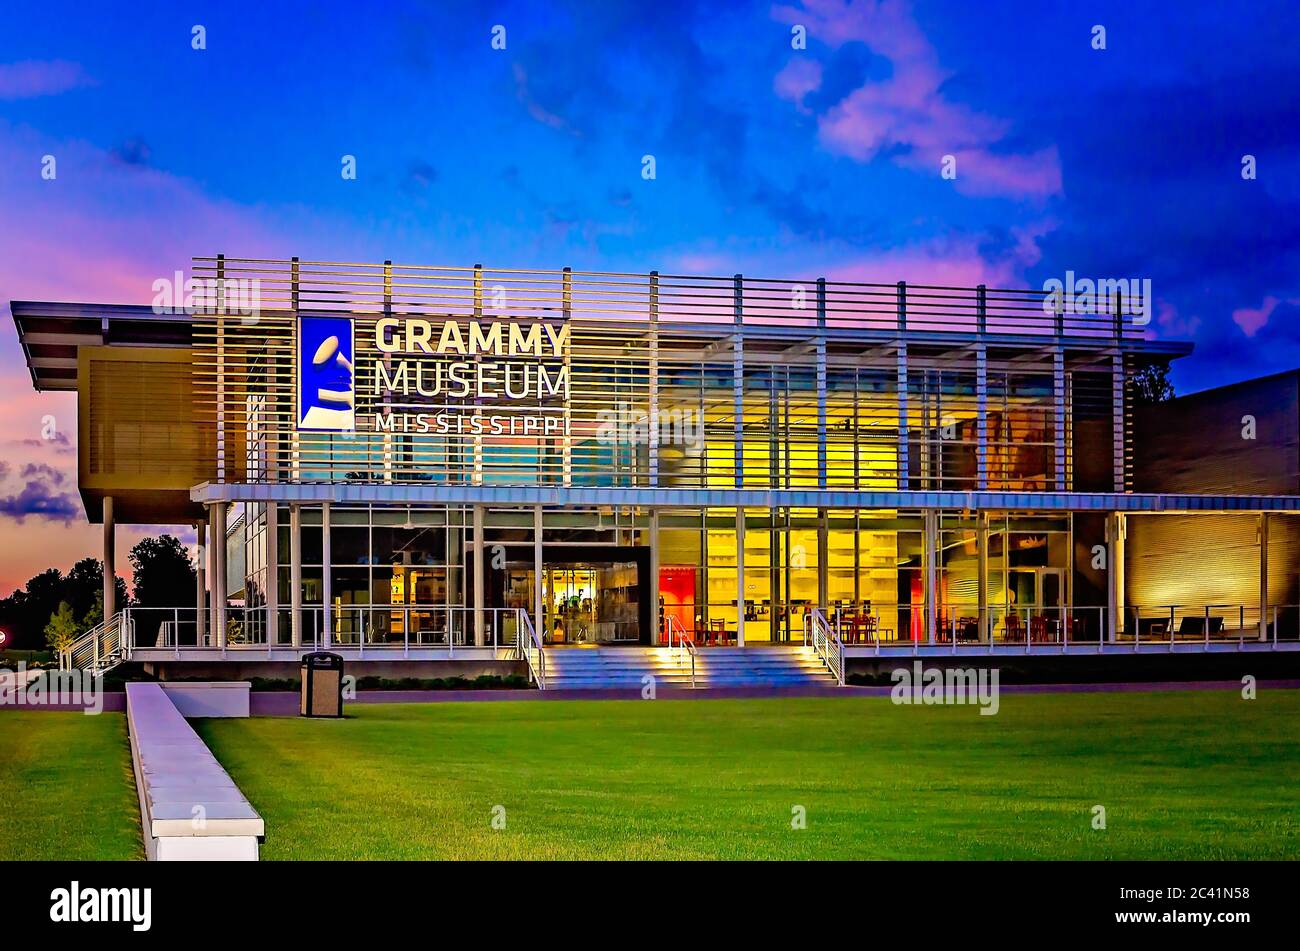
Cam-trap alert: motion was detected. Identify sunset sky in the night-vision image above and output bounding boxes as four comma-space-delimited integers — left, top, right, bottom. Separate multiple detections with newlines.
1, 0, 1298, 594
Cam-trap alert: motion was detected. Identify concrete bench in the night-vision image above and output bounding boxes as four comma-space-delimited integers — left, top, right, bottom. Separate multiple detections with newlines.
125, 683, 264, 860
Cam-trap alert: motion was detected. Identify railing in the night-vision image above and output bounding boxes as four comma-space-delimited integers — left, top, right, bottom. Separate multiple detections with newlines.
127, 605, 518, 654
516, 609, 546, 690
805, 608, 845, 685
61, 612, 132, 672
664, 615, 697, 688
194, 257, 1149, 340
829, 601, 1300, 652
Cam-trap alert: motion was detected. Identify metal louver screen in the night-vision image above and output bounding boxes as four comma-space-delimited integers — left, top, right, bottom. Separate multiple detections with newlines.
87, 356, 213, 479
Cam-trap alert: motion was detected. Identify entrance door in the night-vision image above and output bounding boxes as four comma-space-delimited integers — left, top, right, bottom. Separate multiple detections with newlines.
1008, 568, 1064, 612
545, 563, 640, 645
491, 546, 651, 645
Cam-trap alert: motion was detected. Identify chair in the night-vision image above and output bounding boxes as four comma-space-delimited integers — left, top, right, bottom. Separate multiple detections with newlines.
1176, 616, 1224, 639
1004, 613, 1025, 643
1029, 615, 1050, 643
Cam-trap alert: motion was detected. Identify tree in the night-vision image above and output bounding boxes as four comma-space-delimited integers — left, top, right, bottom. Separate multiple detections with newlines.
44, 601, 79, 655
81, 588, 105, 634
64, 558, 127, 625
0, 568, 67, 652
129, 535, 196, 608
1131, 362, 1175, 406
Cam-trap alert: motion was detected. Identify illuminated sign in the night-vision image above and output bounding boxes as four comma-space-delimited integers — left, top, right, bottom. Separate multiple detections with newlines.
371, 317, 570, 437
297, 316, 356, 431
295, 316, 570, 437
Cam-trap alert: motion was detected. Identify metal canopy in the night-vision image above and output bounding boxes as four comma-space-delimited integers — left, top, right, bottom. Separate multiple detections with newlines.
190, 481, 1300, 513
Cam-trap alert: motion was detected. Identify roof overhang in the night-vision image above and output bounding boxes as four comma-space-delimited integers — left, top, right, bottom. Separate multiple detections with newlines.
10, 301, 194, 391
190, 483, 1300, 513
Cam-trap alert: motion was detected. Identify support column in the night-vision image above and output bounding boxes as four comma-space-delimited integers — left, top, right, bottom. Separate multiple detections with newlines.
472, 505, 486, 646
289, 504, 302, 648
975, 285, 988, 489
321, 502, 331, 650
649, 510, 661, 644
816, 278, 828, 490
1053, 347, 1067, 490
533, 506, 544, 643
265, 503, 278, 648
896, 282, 909, 489
735, 507, 746, 646
1112, 353, 1127, 491
924, 510, 938, 644
195, 519, 207, 645
816, 509, 829, 612
562, 267, 573, 487
977, 513, 990, 642
733, 274, 745, 488
210, 501, 228, 651
102, 496, 116, 621
1106, 512, 1126, 642
975, 344, 988, 488
649, 271, 660, 488
1259, 513, 1270, 641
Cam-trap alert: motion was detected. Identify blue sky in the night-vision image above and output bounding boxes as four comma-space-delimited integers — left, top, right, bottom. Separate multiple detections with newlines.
0, 0, 1298, 587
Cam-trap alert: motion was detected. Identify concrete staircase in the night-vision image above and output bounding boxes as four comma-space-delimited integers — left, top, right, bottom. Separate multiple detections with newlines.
541, 645, 840, 690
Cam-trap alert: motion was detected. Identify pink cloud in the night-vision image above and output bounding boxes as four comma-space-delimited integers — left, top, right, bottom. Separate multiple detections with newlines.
0, 60, 93, 99
664, 217, 1053, 294
825, 229, 1040, 288
513, 63, 578, 134
0, 120, 332, 594
1231, 295, 1280, 337
773, 59, 823, 110
772, 0, 1062, 200
1155, 299, 1201, 338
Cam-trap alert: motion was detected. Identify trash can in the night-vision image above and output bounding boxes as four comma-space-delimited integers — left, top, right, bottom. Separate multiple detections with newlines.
300, 651, 344, 718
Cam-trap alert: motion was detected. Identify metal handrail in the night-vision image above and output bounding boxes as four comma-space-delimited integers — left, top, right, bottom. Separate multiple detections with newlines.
664, 615, 697, 688
61, 612, 129, 672
806, 608, 845, 686
516, 609, 546, 690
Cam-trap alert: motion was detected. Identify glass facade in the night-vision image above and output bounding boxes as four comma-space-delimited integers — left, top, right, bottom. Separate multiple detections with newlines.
227, 502, 1076, 648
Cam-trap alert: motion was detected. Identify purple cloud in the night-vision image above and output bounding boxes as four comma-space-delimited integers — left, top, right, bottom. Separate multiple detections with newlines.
0, 480, 80, 523
19, 463, 66, 485
0, 60, 93, 99
772, 0, 1062, 200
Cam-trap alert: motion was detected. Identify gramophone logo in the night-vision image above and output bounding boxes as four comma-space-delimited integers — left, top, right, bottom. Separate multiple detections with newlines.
297, 316, 355, 431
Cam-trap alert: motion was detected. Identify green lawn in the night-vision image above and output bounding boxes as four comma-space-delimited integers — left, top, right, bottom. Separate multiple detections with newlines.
193, 690, 1300, 860
0, 712, 141, 861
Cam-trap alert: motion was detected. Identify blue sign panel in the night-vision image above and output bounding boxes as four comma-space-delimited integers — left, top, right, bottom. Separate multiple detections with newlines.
297, 316, 355, 431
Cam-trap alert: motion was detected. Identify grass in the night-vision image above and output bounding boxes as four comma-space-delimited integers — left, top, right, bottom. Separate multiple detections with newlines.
0, 712, 141, 860
193, 690, 1300, 860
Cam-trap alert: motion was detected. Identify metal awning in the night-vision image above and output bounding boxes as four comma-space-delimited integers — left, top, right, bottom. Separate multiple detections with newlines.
189, 482, 1300, 513
9, 301, 194, 390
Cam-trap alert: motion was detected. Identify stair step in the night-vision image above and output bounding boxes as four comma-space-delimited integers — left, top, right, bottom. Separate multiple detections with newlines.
537, 645, 839, 690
